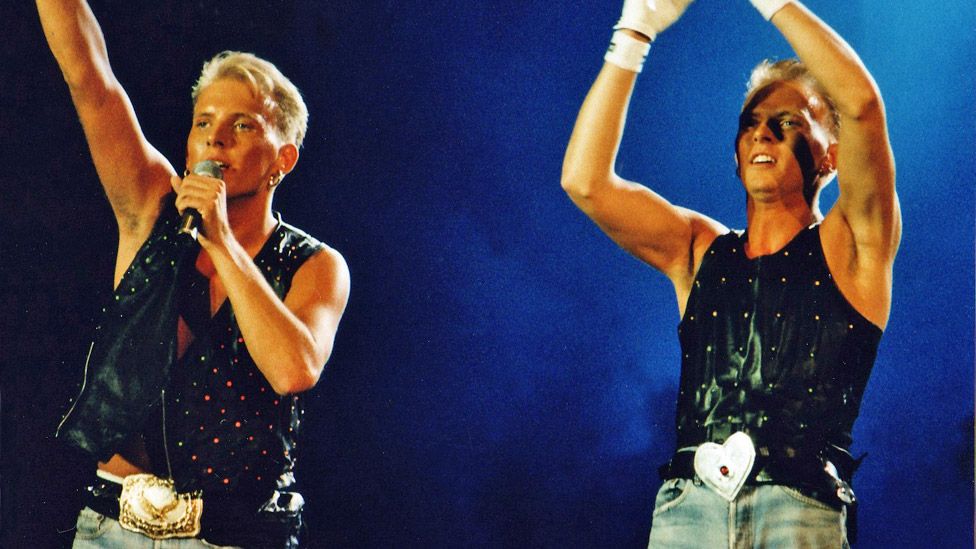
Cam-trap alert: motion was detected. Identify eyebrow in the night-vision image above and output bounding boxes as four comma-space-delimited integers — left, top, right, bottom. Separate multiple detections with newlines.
741, 109, 806, 120
192, 111, 263, 121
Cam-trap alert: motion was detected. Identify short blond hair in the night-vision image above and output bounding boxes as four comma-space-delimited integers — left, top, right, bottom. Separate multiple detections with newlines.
743, 59, 839, 140
192, 51, 308, 148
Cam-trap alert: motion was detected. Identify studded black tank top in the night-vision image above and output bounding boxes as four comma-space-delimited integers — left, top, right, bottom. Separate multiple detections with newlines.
674, 224, 882, 455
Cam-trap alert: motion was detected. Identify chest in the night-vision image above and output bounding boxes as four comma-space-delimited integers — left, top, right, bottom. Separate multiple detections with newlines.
176, 254, 226, 359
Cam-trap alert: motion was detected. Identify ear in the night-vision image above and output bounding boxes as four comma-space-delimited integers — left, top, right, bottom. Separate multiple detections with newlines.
819, 142, 838, 175
276, 143, 300, 175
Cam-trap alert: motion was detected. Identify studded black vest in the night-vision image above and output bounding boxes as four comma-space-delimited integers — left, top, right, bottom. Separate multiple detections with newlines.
675, 225, 882, 455
56, 192, 325, 504
154, 216, 325, 498
57, 197, 193, 459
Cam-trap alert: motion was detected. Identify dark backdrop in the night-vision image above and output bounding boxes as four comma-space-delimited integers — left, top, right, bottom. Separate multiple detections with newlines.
1, 1, 972, 547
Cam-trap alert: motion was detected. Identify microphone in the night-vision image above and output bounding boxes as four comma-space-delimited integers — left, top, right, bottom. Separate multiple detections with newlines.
177, 159, 224, 240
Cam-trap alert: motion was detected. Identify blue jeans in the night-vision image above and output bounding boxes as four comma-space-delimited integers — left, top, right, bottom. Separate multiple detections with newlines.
647, 479, 849, 548
71, 507, 240, 549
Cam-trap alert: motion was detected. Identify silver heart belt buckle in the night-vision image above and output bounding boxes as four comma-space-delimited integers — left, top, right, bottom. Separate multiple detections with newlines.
693, 431, 757, 502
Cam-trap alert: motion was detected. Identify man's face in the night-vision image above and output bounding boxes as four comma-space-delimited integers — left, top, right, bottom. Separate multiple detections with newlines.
735, 81, 833, 204
187, 78, 283, 198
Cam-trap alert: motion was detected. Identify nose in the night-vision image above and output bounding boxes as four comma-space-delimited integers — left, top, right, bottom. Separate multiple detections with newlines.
751, 121, 775, 143
754, 119, 786, 143
206, 124, 232, 148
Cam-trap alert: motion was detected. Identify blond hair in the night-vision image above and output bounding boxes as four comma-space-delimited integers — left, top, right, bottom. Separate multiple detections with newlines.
743, 59, 839, 140
192, 51, 308, 148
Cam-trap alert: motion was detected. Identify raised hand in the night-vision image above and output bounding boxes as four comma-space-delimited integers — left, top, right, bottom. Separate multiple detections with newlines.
615, 0, 695, 41
749, 0, 793, 20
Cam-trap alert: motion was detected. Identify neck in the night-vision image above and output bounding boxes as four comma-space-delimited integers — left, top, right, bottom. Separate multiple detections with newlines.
744, 197, 820, 258
226, 192, 277, 251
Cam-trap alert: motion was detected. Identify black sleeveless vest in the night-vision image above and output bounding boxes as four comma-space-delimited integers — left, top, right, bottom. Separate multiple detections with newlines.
155, 217, 325, 498
675, 225, 882, 455
57, 193, 325, 499
57, 197, 193, 459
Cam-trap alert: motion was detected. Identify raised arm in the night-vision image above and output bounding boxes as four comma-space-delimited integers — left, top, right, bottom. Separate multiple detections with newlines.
36, 0, 174, 245
753, 0, 900, 325
561, 0, 724, 299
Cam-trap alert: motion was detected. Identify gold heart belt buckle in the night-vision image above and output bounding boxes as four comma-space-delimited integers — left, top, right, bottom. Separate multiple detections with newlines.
118, 474, 202, 540
692, 431, 757, 502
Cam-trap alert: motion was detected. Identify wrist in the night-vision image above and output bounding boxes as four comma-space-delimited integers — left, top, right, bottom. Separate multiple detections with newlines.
198, 223, 236, 257
604, 29, 652, 73
750, 0, 793, 20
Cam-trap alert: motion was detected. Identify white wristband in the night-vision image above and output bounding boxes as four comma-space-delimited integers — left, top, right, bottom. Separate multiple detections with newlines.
750, 0, 793, 20
604, 30, 651, 73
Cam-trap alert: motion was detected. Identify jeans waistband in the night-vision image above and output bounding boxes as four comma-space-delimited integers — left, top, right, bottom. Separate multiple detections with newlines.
657, 446, 853, 511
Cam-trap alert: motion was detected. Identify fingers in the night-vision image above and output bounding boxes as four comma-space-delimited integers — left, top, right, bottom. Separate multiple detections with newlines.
173, 175, 228, 244
175, 174, 224, 213
616, 0, 694, 40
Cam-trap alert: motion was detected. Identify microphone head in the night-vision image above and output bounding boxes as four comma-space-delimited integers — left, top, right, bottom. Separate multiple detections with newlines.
192, 159, 224, 179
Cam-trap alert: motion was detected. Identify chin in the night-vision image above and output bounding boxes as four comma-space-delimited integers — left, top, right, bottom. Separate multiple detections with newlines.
743, 175, 777, 193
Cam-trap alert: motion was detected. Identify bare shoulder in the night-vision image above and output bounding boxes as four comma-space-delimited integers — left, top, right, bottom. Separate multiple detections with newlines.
112, 190, 174, 287
670, 207, 728, 313
287, 244, 351, 310
72, 75, 176, 232
675, 207, 727, 278
113, 164, 174, 236
819, 209, 900, 329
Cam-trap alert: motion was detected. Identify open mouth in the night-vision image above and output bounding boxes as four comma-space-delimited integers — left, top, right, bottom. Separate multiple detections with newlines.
750, 154, 775, 165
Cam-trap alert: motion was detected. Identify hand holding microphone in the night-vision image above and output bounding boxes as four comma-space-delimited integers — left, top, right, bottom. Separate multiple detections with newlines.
177, 159, 224, 240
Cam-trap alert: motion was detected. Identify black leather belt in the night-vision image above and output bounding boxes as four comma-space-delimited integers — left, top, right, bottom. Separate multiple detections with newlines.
657, 446, 852, 511
80, 473, 303, 546
659, 448, 820, 482
83, 475, 124, 520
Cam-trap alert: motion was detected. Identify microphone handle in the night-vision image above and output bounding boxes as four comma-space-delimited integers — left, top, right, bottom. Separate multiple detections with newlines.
177, 160, 224, 240
177, 209, 200, 239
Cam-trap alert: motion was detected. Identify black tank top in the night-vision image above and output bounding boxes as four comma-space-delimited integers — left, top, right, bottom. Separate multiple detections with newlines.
674, 225, 882, 454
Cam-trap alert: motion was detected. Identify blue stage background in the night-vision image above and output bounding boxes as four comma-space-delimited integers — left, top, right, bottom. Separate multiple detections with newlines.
0, 1, 972, 547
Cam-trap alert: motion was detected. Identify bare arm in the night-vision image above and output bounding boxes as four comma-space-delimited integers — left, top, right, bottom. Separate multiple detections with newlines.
561, 56, 723, 287
562, 3, 725, 304
169, 167, 351, 395
771, 3, 901, 259
210, 239, 350, 395
36, 0, 173, 245
761, 1, 901, 327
